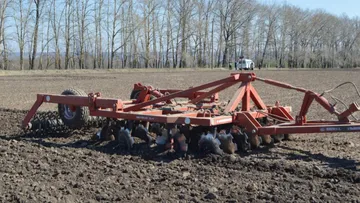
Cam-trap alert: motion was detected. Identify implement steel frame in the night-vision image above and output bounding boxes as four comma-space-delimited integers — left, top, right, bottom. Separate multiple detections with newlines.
22, 73, 360, 136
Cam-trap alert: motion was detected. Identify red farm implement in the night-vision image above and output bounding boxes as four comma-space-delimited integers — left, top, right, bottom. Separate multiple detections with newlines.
22, 72, 360, 155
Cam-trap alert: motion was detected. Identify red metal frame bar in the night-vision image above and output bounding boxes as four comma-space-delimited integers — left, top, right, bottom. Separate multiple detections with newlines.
339, 103, 360, 122
189, 81, 238, 104
124, 73, 246, 112
22, 94, 44, 128
224, 83, 246, 113
258, 122, 360, 135
224, 82, 267, 113
133, 84, 219, 103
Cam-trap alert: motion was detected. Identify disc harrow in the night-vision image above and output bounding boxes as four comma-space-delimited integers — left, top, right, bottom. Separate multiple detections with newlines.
21, 72, 360, 156
27, 111, 104, 136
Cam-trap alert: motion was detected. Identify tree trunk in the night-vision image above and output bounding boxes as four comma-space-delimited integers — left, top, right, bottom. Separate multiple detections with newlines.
29, 0, 41, 70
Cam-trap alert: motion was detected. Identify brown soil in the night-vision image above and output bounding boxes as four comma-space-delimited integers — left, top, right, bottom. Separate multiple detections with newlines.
0, 69, 360, 202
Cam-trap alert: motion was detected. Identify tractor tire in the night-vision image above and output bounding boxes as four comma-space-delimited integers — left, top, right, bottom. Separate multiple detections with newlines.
58, 88, 89, 129
130, 89, 156, 101
130, 90, 141, 100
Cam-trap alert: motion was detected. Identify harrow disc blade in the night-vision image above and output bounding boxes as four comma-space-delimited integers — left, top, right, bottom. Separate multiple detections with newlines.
28, 111, 71, 135
98, 124, 116, 141
116, 129, 134, 151
173, 132, 188, 154
283, 134, 294, 141
271, 134, 285, 143
28, 111, 104, 136
217, 133, 237, 154
249, 134, 261, 149
149, 123, 162, 136
198, 134, 223, 155
260, 135, 273, 145
231, 131, 250, 152
133, 124, 154, 145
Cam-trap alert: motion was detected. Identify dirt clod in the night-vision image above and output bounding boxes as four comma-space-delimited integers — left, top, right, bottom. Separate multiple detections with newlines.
246, 183, 258, 192
204, 192, 218, 200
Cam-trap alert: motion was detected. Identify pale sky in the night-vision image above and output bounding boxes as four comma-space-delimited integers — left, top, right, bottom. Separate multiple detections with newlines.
261, 0, 359, 18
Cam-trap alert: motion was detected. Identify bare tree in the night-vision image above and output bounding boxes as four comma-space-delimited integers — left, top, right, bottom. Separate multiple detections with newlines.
258, 4, 278, 68
28, 0, 42, 70
178, 0, 194, 68
193, 0, 213, 67
93, 0, 104, 69
75, 0, 90, 69
48, 0, 63, 69
63, 0, 73, 69
141, 0, 152, 68
0, 0, 10, 70
164, 0, 172, 68
13, 0, 32, 70
1, 0, 359, 70
108, 0, 126, 69
216, 0, 255, 67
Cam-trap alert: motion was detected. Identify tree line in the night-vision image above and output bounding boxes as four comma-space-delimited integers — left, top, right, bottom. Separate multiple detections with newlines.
0, 0, 359, 70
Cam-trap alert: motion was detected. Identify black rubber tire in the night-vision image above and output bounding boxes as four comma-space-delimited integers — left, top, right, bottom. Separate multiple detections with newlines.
58, 88, 89, 129
130, 90, 141, 100
130, 89, 156, 100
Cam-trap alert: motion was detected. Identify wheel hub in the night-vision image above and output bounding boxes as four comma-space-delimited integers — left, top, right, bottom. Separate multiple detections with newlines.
63, 105, 76, 120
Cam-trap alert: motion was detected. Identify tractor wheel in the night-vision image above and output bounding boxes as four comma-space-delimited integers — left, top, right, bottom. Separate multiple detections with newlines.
58, 88, 89, 129
130, 89, 156, 101
130, 90, 141, 100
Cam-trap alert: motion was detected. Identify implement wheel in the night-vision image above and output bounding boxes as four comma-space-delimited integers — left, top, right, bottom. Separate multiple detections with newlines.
130, 90, 141, 100
130, 89, 156, 101
58, 88, 89, 129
